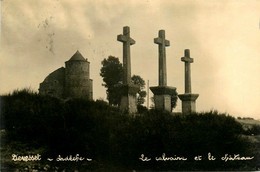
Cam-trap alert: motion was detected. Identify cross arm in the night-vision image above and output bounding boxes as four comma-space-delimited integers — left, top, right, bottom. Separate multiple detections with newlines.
181, 57, 194, 63
154, 38, 170, 46
117, 35, 136, 45
165, 40, 170, 46
129, 38, 136, 45
117, 34, 127, 42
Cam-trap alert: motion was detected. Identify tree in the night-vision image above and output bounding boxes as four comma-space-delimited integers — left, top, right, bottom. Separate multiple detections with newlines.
100, 56, 123, 105
131, 75, 146, 105
100, 56, 146, 106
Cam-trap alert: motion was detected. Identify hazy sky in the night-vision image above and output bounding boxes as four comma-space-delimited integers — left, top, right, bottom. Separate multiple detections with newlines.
1, 0, 260, 119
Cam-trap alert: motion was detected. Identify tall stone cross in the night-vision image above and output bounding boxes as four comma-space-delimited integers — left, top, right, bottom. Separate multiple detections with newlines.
154, 30, 170, 86
181, 49, 194, 93
178, 49, 199, 114
117, 26, 135, 85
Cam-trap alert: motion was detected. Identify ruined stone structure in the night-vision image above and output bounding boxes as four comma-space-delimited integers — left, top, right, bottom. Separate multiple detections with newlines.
39, 50, 93, 100
150, 30, 176, 112
117, 26, 139, 113
178, 49, 199, 114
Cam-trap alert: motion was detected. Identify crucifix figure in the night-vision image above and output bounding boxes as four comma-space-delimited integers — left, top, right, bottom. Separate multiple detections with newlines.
154, 30, 170, 86
117, 26, 135, 85
181, 49, 193, 93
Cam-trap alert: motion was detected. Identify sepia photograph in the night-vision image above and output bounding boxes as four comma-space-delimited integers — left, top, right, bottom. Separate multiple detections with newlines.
0, 0, 260, 171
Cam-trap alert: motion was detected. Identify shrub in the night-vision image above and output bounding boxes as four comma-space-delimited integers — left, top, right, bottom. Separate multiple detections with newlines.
0, 90, 257, 171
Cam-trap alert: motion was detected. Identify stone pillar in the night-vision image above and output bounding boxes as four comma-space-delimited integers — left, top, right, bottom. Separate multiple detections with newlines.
150, 86, 176, 112
155, 30, 169, 86
150, 30, 176, 112
118, 84, 139, 113
178, 49, 199, 114
117, 26, 139, 113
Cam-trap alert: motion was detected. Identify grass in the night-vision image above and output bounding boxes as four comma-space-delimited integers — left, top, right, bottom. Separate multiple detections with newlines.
0, 89, 259, 171
237, 118, 260, 126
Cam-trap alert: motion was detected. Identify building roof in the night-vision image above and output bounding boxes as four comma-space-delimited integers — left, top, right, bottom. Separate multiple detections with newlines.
68, 50, 86, 61
43, 67, 65, 83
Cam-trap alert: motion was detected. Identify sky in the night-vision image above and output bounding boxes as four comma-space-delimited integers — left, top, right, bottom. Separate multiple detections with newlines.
1, 0, 260, 119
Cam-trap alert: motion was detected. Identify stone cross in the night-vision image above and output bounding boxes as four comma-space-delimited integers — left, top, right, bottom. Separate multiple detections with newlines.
154, 30, 170, 86
117, 26, 136, 85
181, 49, 194, 93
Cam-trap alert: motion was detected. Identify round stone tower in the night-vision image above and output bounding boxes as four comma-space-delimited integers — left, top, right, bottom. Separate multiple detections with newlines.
65, 50, 93, 100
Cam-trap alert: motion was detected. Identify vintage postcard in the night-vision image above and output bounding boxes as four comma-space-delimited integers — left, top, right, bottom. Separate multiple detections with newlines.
1, 0, 259, 171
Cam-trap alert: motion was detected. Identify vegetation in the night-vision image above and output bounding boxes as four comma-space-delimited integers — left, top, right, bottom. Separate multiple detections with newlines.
131, 75, 147, 106
100, 56, 123, 106
100, 56, 146, 106
243, 125, 260, 135
0, 89, 259, 171
170, 89, 178, 110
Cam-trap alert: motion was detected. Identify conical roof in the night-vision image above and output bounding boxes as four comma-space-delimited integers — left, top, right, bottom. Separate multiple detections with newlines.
68, 50, 86, 61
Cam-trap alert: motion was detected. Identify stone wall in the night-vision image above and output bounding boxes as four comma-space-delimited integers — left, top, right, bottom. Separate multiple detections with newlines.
39, 67, 65, 98
65, 60, 92, 99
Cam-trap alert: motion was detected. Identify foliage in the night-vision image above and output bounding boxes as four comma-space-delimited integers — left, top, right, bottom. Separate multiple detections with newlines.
0, 90, 258, 171
100, 56, 123, 105
111, 110, 256, 171
137, 105, 148, 114
131, 75, 146, 105
243, 124, 260, 135
170, 89, 178, 110
100, 56, 147, 106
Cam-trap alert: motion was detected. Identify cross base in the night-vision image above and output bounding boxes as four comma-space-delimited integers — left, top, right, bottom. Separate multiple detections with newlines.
150, 86, 176, 112
178, 93, 199, 114
118, 84, 139, 114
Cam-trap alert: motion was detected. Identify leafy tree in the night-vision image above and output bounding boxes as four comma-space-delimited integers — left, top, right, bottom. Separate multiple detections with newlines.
100, 56, 146, 106
100, 56, 123, 105
131, 75, 146, 105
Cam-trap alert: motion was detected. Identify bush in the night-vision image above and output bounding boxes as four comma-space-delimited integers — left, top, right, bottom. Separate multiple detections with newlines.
244, 125, 260, 135
0, 90, 258, 171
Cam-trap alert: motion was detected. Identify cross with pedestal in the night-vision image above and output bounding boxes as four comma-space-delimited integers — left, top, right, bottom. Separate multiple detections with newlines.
117, 26, 139, 113
150, 30, 176, 112
178, 49, 199, 114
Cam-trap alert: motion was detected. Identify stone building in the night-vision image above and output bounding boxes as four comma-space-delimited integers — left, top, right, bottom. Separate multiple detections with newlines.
39, 50, 93, 100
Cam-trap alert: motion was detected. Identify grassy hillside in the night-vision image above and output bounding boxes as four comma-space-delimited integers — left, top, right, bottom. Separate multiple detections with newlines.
0, 89, 259, 171
237, 119, 260, 125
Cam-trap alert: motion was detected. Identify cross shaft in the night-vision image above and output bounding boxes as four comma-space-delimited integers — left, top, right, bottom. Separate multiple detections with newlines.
181, 49, 194, 93
117, 26, 135, 84
154, 30, 170, 86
